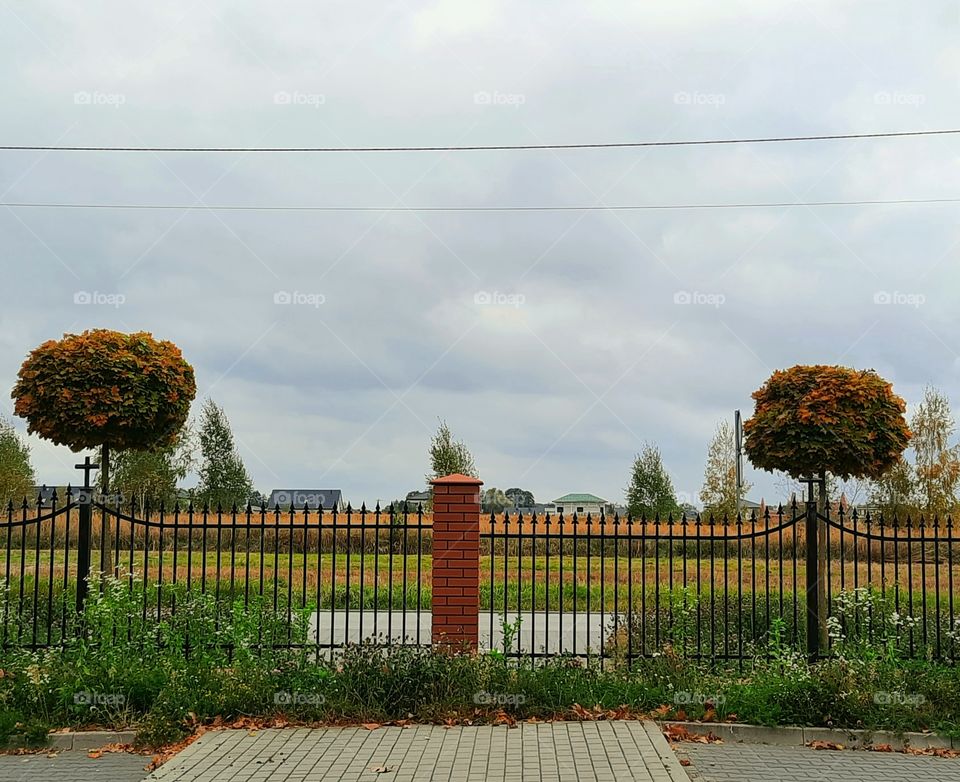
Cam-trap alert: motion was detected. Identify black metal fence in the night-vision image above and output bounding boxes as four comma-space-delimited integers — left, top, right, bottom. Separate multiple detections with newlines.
486, 497, 960, 665
2, 464, 959, 664
0, 465, 431, 652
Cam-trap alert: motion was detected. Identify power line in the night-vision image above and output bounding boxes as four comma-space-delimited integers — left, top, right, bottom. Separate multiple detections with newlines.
1, 129, 958, 153
2, 197, 958, 212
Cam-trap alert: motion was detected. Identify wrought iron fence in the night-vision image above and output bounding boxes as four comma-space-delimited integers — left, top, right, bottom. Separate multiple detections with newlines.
3, 463, 959, 664
0, 474, 431, 653
485, 499, 960, 665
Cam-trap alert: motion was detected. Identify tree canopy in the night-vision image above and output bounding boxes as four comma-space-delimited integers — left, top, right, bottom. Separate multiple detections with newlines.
505, 488, 535, 508
481, 487, 511, 513
744, 365, 910, 480
700, 420, 751, 520
111, 424, 194, 509
0, 415, 35, 504
12, 329, 195, 453
625, 443, 680, 519
196, 399, 254, 509
870, 386, 960, 518
426, 420, 477, 482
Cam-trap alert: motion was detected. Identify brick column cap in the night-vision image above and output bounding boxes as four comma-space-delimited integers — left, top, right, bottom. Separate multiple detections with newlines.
430, 474, 484, 486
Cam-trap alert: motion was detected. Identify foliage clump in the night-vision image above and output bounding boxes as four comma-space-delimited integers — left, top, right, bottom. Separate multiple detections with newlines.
12, 329, 195, 453
745, 365, 910, 480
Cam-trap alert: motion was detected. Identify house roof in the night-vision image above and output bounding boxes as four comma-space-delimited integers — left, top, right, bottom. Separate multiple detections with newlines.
267, 489, 342, 510
553, 493, 607, 504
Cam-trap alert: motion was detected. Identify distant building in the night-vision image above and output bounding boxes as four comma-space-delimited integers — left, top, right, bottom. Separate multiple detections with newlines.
552, 493, 611, 516
404, 490, 432, 507
266, 489, 344, 511
31, 485, 80, 507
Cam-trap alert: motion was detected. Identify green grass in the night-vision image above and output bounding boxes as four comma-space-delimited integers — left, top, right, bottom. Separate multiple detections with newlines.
0, 577, 959, 749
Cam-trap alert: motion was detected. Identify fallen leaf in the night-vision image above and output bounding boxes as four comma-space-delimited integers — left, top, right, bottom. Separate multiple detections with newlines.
679, 759, 692, 767
808, 741, 844, 751
663, 724, 722, 744
362, 723, 380, 731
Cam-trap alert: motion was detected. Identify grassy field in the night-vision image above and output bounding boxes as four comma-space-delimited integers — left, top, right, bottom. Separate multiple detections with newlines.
7, 506, 945, 545
1, 550, 957, 613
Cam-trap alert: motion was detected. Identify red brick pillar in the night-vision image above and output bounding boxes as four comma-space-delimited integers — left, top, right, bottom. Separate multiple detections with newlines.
430, 473, 483, 651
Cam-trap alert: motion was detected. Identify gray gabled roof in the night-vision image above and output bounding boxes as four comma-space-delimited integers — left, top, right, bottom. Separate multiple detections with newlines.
553, 493, 607, 504
267, 489, 342, 510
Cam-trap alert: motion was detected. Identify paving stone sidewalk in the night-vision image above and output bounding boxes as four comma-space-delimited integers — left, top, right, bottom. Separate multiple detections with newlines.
0, 750, 149, 781
148, 722, 689, 782
676, 741, 960, 782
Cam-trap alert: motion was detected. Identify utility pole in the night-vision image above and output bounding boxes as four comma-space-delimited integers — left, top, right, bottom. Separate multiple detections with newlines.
734, 409, 743, 516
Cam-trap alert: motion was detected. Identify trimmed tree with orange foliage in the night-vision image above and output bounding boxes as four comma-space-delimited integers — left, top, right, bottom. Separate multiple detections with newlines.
744, 364, 910, 481
11, 329, 196, 492
745, 364, 911, 649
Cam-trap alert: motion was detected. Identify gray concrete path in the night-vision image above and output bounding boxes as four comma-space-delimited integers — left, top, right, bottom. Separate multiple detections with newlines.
0, 751, 148, 781
148, 723, 688, 782
676, 741, 960, 782
311, 611, 617, 654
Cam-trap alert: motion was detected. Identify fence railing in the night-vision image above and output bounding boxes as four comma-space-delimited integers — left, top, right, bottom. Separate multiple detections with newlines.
2, 466, 959, 664
485, 503, 960, 664
1, 487, 431, 652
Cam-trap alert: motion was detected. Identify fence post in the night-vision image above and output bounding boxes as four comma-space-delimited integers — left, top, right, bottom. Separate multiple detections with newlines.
74, 457, 98, 616
804, 477, 820, 661
430, 473, 483, 651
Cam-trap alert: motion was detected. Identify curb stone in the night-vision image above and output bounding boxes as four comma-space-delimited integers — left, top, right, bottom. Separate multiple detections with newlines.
661, 720, 955, 751
642, 721, 700, 781
4, 730, 137, 752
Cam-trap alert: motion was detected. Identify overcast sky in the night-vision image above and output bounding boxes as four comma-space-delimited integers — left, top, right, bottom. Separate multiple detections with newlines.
1, 1, 958, 507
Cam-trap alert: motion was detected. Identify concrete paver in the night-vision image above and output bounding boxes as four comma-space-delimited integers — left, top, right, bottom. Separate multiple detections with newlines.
5, 724, 953, 781
0, 750, 148, 781
148, 723, 689, 782
676, 741, 960, 782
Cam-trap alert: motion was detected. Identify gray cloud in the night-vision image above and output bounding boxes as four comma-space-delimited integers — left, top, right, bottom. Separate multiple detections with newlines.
2, 0, 959, 507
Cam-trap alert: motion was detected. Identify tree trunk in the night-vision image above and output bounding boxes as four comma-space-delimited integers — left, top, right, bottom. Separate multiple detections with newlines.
99, 443, 113, 577
817, 471, 829, 650
100, 443, 110, 494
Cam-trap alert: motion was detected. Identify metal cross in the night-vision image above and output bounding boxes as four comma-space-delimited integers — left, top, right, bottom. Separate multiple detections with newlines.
74, 456, 100, 490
